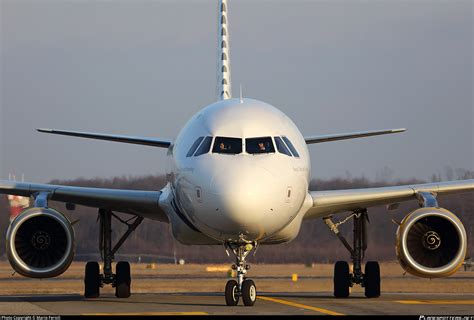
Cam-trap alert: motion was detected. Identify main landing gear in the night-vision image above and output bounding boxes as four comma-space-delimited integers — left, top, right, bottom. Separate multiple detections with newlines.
84, 209, 143, 299
324, 209, 381, 298
224, 237, 258, 306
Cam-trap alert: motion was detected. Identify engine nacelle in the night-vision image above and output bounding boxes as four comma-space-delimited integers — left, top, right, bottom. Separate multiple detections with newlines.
396, 207, 467, 278
6, 207, 75, 278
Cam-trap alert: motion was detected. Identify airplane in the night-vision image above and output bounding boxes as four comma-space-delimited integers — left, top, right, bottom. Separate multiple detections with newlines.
1, 0, 473, 307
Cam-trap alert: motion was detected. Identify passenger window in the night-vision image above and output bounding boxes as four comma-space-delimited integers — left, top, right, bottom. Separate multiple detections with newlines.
282, 136, 300, 158
186, 137, 204, 157
246, 137, 275, 154
274, 137, 292, 156
194, 136, 213, 156
213, 137, 242, 154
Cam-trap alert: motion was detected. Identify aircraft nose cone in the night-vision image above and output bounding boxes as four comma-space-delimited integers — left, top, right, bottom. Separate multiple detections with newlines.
210, 164, 277, 231
211, 163, 275, 197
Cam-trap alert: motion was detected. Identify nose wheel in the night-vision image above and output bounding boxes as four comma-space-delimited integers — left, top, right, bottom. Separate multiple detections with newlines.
241, 279, 257, 306
224, 278, 257, 306
225, 280, 239, 306
224, 239, 258, 306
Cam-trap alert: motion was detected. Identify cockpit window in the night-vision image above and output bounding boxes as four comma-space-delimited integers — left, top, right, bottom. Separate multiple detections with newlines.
212, 137, 242, 154
274, 136, 292, 156
194, 136, 213, 156
282, 136, 300, 158
246, 137, 275, 154
186, 136, 204, 157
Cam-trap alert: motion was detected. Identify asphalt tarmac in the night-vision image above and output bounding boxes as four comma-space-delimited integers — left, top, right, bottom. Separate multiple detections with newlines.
1, 292, 473, 315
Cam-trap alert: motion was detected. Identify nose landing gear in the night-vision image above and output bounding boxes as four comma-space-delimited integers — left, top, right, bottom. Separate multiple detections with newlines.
224, 238, 258, 306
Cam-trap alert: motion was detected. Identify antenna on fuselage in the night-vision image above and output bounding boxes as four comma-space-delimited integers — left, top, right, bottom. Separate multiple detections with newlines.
217, 0, 232, 100
239, 84, 243, 103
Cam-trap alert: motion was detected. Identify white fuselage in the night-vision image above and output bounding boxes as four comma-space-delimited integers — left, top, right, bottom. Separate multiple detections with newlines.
164, 98, 312, 244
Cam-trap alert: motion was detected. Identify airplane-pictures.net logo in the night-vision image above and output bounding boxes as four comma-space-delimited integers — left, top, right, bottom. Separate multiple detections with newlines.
419, 316, 474, 320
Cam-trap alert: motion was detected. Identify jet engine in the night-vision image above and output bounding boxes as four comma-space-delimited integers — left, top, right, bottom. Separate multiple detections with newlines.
396, 207, 467, 278
6, 207, 75, 278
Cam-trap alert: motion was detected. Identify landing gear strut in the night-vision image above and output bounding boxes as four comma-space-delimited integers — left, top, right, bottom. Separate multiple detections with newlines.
224, 237, 257, 306
84, 209, 143, 298
324, 209, 380, 298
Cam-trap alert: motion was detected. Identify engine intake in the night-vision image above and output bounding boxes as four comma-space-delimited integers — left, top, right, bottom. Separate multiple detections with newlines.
6, 207, 75, 278
396, 207, 467, 278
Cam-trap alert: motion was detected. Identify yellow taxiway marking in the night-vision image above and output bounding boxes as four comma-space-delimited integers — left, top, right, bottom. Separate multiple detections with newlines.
82, 312, 208, 316
394, 300, 474, 305
258, 296, 345, 316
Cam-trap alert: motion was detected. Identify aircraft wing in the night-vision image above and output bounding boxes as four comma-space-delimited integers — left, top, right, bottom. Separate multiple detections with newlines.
305, 179, 474, 219
37, 128, 172, 148
0, 180, 168, 222
304, 128, 406, 144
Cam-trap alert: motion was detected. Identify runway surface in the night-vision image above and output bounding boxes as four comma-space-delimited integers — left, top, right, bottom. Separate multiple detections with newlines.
1, 292, 473, 315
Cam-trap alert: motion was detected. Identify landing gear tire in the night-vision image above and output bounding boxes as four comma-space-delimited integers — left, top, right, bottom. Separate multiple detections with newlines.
364, 261, 380, 298
334, 261, 350, 298
84, 261, 101, 298
241, 279, 257, 306
225, 280, 239, 306
115, 261, 131, 298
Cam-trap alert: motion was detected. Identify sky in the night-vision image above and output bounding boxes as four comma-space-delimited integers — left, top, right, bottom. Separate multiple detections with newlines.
0, 0, 472, 184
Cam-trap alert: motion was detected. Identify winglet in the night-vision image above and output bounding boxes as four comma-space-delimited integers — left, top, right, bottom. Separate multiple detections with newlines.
391, 128, 407, 133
